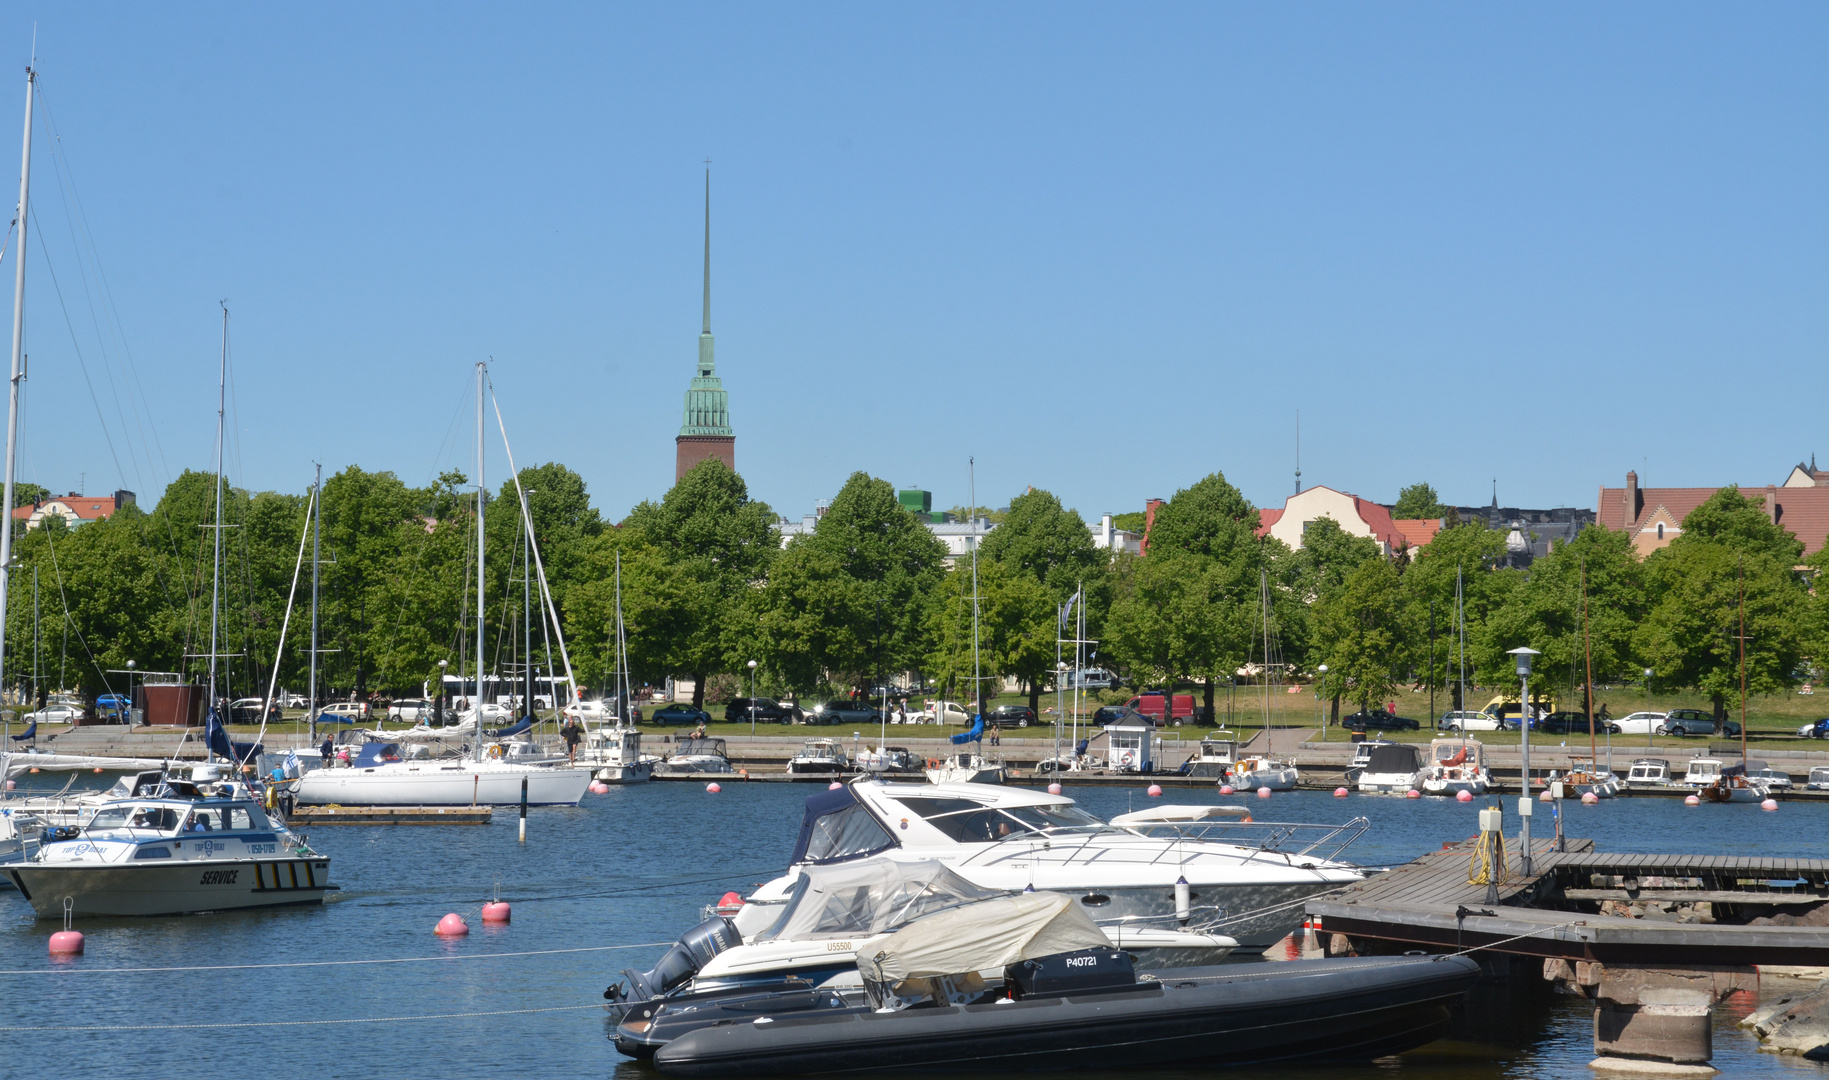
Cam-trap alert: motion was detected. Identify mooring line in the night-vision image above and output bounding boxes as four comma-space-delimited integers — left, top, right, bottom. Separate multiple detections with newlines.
0, 1002, 608, 1031
0, 940, 671, 976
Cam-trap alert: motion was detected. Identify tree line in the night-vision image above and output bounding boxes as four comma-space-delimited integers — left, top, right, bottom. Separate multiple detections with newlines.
5, 461, 1824, 725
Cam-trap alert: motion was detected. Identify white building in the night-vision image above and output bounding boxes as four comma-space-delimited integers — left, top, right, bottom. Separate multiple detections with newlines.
1090, 513, 1141, 555
778, 513, 995, 568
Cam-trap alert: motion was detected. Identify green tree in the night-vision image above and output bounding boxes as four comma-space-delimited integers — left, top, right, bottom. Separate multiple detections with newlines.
1391, 482, 1449, 521
1311, 556, 1409, 715
1676, 486, 1806, 566
1287, 517, 1382, 720
1639, 544, 1805, 729
1400, 521, 1513, 709
11, 482, 47, 508
976, 488, 1106, 710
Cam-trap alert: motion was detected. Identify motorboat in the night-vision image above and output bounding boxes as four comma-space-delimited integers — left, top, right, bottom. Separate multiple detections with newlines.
1183, 735, 1238, 779
579, 725, 654, 784
1625, 758, 1672, 788
724, 780, 1367, 954
1550, 757, 1619, 799
1355, 743, 1422, 795
787, 739, 850, 775
5, 777, 333, 917
640, 890, 1479, 1077
1228, 753, 1298, 791
1, 750, 168, 780
1679, 756, 1727, 789
1697, 760, 1771, 804
1343, 739, 1393, 785
1416, 739, 1490, 797
1751, 764, 1793, 792
1809, 766, 1829, 792
659, 737, 733, 775
854, 746, 921, 775
924, 751, 1004, 785
292, 740, 590, 806
6, 768, 171, 828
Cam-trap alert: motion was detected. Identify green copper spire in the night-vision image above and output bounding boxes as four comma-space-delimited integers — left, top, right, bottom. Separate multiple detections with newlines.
680, 167, 732, 437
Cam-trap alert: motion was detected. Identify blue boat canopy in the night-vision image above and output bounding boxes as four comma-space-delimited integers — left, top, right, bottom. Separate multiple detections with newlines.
351, 742, 403, 768
489, 717, 533, 739
949, 715, 984, 746
9, 721, 35, 742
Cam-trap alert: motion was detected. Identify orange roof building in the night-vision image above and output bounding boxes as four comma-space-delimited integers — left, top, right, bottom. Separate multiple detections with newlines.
1596, 469, 1829, 558
10, 490, 135, 531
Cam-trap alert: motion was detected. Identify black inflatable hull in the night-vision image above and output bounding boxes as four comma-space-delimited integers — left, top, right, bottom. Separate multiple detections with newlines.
651, 956, 1479, 1076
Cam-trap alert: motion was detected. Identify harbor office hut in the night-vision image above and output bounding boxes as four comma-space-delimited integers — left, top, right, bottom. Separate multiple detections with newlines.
1098, 708, 1160, 774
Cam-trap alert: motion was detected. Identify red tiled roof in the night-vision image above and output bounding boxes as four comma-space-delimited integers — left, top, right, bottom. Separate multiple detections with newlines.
1256, 507, 1283, 537
1394, 518, 1444, 547
11, 494, 119, 523
1596, 482, 1829, 557
1353, 497, 1404, 550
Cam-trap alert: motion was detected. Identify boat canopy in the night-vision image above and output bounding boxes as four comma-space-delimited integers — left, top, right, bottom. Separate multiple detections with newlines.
790, 785, 896, 865
950, 715, 984, 746
1365, 744, 1421, 774
853, 891, 1111, 989
755, 857, 1004, 944
10, 721, 34, 742
674, 737, 727, 757
489, 717, 534, 738
351, 742, 404, 768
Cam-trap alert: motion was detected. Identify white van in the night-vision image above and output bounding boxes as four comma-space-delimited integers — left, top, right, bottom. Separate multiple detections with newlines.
1062, 668, 1118, 691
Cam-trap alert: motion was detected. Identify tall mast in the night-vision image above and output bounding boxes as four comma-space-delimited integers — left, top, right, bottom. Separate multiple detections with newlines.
0, 66, 34, 707
1739, 558, 1747, 762
522, 488, 532, 725
474, 361, 486, 760
1583, 558, 1596, 764
307, 462, 321, 734
969, 457, 982, 739
208, 304, 228, 726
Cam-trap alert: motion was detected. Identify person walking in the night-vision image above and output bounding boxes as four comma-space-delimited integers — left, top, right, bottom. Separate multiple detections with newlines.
562, 717, 584, 763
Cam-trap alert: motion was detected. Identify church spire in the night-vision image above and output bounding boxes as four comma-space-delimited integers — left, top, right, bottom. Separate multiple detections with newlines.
701, 167, 711, 336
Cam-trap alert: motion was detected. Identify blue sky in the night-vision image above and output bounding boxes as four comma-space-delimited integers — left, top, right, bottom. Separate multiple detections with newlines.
0, 4, 1822, 523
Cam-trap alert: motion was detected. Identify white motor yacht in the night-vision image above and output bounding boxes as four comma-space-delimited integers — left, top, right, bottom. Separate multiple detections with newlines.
853, 746, 920, 776
1694, 760, 1770, 804
292, 740, 590, 806
1416, 739, 1490, 797
727, 780, 1366, 954
659, 736, 733, 775
1809, 766, 1829, 792
6, 778, 332, 917
787, 739, 850, 775
1228, 754, 1298, 791
1550, 758, 1620, 799
924, 751, 1004, 785
1625, 758, 1672, 788
1183, 735, 1239, 779
1355, 743, 1422, 795
579, 725, 655, 784
1343, 739, 1393, 785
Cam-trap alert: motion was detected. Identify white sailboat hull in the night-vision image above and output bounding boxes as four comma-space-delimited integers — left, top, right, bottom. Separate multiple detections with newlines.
293, 761, 590, 806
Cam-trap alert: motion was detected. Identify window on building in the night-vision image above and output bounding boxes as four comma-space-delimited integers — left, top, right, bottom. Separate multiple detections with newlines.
1656, 524, 1664, 540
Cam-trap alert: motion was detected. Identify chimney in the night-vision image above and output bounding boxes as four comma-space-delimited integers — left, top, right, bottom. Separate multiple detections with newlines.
1766, 485, 1780, 526
1141, 498, 1165, 556
113, 489, 136, 510
1625, 471, 1639, 526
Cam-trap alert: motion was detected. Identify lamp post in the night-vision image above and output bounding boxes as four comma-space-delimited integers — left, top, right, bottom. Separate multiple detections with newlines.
1508, 647, 1540, 876
126, 660, 136, 727
1644, 668, 1654, 750
437, 659, 448, 726
747, 659, 758, 735
1317, 665, 1329, 739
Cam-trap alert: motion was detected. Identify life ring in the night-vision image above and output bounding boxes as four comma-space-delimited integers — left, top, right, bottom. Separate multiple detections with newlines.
487, 744, 504, 760
926, 757, 940, 769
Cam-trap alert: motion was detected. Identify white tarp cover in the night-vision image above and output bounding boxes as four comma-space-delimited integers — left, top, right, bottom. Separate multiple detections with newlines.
853, 892, 1113, 986
1109, 804, 1249, 826
755, 858, 1004, 943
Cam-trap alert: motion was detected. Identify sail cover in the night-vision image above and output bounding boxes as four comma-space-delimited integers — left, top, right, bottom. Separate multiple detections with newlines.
950, 715, 985, 745
488, 716, 534, 738
754, 857, 1004, 944
853, 891, 1112, 987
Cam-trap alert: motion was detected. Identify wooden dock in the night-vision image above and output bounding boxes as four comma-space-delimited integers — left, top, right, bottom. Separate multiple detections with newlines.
288, 805, 493, 826
1307, 836, 1829, 965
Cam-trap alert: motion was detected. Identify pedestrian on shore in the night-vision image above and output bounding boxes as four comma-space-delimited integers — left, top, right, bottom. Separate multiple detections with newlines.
562, 718, 584, 763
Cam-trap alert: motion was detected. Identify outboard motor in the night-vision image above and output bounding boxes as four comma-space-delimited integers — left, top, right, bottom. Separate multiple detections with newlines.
607, 915, 740, 1006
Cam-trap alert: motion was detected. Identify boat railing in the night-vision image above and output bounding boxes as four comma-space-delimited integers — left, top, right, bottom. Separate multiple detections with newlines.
1120, 816, 1372, 866
1093, 906, 1230, 935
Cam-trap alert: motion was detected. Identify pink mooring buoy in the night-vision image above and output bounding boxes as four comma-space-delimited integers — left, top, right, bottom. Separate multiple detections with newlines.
706, 783, 721, 793
1684, 794, 1701, 806
1456, 790, 1473, 803
828, 782, 842, 790
1257, 787, 1272, 799
1333, 786, 1349, 798
48, 930, 83, 956
1581, 792, 1599, 805
1219, 785, 1234, 795
481, 901, 511, 923
1539, 789, 1554, 802
1761, 798, 1779, 812
1147, 784, 1162, 797
435, 913, 469, 936
1047, 783, 1062, 796
1404, 789, 1421, 800
588, 781, 610, 794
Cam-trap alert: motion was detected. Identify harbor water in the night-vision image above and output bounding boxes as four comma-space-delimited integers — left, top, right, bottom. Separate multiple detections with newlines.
3, 780, 1828, 1080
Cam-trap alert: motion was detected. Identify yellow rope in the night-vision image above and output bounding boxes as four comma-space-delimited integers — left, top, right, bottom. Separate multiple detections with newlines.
1467, 816, 1507, 886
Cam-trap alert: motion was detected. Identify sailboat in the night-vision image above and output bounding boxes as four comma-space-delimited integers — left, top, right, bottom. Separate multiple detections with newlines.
1417, 567, 1491, 796
577, 551, 654, 784
1552, 558, 1619, 799
925, 458, 1003, 785
294, 363, 589, 807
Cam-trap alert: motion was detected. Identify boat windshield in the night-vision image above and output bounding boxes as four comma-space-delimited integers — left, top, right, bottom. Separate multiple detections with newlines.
754, 858, 1003, 942
893, 796, 1105, 843
87, 804, 182, 835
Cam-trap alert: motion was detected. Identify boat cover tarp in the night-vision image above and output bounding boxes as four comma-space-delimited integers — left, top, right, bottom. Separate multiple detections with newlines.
950, 716, 984, 745
351, 742, 404, 768
757, 857, 1003, 943
853, 892, 1111, 991
1365, 744, 1420, 774
9, 722, 34, 742
489, 716, 534, 738
789, 785, 897, 865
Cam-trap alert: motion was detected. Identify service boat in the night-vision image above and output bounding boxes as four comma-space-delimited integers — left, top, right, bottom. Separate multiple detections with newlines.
292, 741, 590, 806
787, 739, 849, 775
659, 737, 733, 775
1183, 735, 1239, 779
1355, 743, 1422, 795
5, 780, 332, 917
1228, 753, 1298, 791
1695, 760, 1771, 804
579, 725, 654, 784
853, 745, 921, 776
637, 888, 1479, 1077
728, 780, 1367, 955
1343, 739, 1393, 785
1625, 758, 1673, 788
1550, 757, 1620, 799
1416, 739, 1490, 797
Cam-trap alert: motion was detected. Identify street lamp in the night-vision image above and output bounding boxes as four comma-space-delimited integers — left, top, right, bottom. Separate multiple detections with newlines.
1508, 647, 1540, 876
1317, 665, 1329, 739
747, 660, 759, 735
1644, 668, 1655, 750
437, 659, 449, 726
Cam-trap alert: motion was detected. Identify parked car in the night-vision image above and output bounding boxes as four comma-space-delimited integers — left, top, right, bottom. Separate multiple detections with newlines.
1126, 693, 1195, 725
1659, 709, 1739, 737
806, 699, 877, 726
228, 697, 268, 724
652, 703, 713, 727
867, 685, 913, 702
1092, 705, 1152, 727
1795, 718, 1829, 739
24, 703, 83, 725
1609, 711, 1666, 735
1437, 710, 1504, 732
280, 692, 308, 709
316, 702, 367, 725
388, 698, 434, 722
1062, 668, 1119, 691
906, 700, 972, 725
95, 693, 132, 720
986, 705, 1036, 728
1537, 711, 1600, 736
724, 697, 798, 724
1343, 709, 1422, 732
